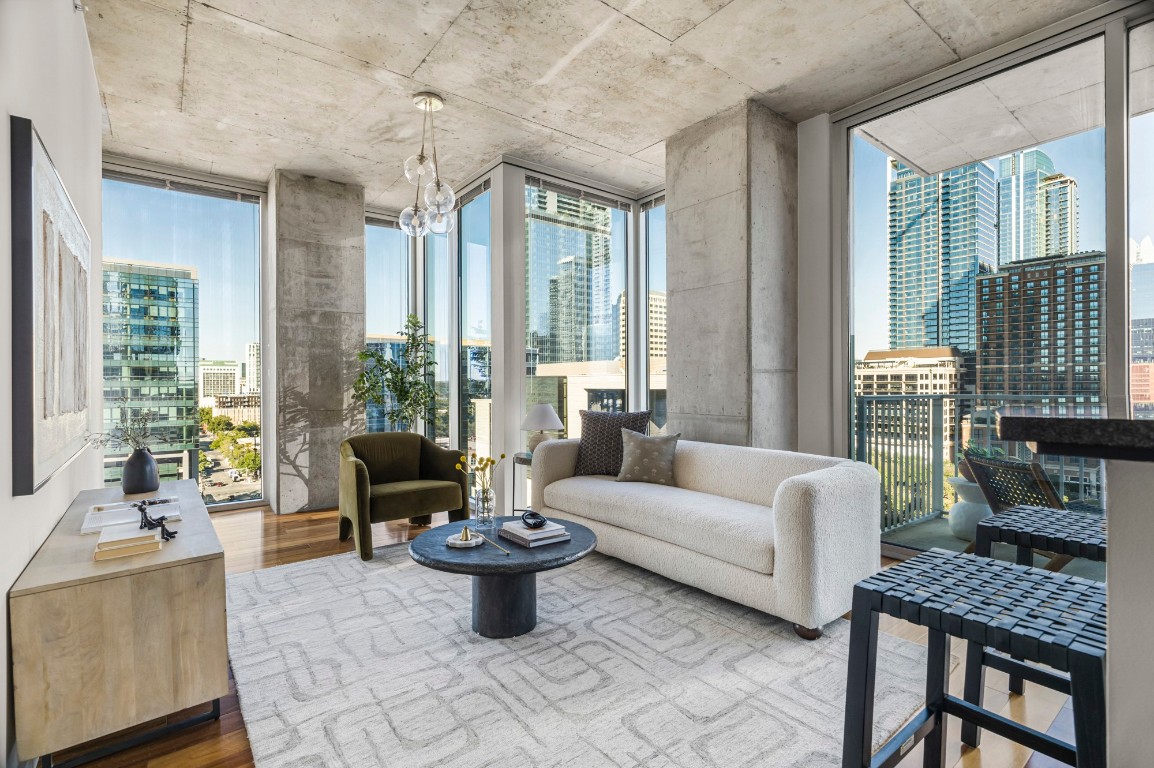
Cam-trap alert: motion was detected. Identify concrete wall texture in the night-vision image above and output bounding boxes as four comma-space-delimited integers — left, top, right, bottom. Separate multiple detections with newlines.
665, 100, 798, 449
0, 2, 104, 764
274, 171, 366, 513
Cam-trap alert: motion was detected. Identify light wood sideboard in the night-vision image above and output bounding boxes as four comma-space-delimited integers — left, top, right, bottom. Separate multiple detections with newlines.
9, 480, 228, 762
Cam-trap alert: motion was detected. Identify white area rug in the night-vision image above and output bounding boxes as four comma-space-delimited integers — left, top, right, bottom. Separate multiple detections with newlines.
227, 546, 929, 767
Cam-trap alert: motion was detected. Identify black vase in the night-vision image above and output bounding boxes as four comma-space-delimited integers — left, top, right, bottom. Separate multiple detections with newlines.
122, 448, 160, 494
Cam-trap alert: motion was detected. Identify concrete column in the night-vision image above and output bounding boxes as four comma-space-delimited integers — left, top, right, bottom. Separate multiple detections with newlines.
665, 101, 798, 449
273, 171, 366, 513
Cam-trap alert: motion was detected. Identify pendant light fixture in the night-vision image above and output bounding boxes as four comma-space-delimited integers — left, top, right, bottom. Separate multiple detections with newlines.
400, 92, 456, 237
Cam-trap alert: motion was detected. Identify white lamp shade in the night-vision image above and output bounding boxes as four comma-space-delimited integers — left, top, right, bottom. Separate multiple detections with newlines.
521, 403, 564, 431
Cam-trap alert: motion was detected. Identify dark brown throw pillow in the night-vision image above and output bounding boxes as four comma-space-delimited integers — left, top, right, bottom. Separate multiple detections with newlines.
574, 410, 651, 476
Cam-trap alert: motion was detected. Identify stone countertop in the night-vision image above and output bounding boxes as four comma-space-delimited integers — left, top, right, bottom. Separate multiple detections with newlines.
996, 408, 1154, 462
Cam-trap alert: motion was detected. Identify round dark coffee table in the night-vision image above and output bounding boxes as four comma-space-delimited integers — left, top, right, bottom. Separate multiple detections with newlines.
409, 516, 596, 638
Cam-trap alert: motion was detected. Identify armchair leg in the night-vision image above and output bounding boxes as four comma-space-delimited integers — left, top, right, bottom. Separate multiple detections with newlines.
338, 515, 352, 542
409, 515, 432, 526
794, 624, 823, 641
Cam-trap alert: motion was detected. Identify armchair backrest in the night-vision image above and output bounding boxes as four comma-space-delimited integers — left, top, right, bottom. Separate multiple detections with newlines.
964, 452, 1065, 513
342, 432, 422, 484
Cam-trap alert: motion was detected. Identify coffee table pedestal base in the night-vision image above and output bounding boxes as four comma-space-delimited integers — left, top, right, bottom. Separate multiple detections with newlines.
472, 572, 536, 638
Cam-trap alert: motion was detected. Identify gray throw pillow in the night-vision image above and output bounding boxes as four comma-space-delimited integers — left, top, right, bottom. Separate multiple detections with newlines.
617, 430, 680, 485
573, 410, 651, 476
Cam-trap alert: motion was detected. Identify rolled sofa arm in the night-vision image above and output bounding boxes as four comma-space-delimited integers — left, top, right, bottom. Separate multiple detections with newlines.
531, 439, 581, 511
771, 460, 881, 629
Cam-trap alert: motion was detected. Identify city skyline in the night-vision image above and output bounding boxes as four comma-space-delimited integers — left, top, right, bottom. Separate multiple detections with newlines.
102, 179, 260, 366
854, 128, 1109, 358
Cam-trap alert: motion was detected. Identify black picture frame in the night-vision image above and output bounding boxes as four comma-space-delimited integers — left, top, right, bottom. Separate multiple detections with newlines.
10, 115, 92, 496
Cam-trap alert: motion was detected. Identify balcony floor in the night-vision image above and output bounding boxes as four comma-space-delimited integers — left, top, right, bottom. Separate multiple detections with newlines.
883, 515, 1106, 582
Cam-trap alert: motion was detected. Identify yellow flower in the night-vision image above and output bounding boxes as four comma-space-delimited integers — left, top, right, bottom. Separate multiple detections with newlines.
455, 463, 462, 470
500, 453, 506, 459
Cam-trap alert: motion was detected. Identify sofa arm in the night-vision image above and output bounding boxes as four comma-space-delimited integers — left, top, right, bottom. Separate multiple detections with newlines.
771, 461, 881, 629
531, 439, 581, 511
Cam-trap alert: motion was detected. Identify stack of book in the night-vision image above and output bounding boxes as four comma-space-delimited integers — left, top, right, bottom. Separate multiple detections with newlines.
93, 522, 162, 561
498, 518, 569, 548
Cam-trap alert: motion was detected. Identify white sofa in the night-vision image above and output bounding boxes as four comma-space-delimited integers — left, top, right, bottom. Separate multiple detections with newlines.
531, 438, 881, 638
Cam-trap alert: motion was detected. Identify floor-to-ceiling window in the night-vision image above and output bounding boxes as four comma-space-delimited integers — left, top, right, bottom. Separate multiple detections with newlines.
1130, 23, 1154, 419
459, 189, 492, 455
523, 177, 629, 440
364, 219, 411, 432
102, 173, 262, 505
849, 36, 1108, 566
644, 197, 667, 434
425, 232, 451, 446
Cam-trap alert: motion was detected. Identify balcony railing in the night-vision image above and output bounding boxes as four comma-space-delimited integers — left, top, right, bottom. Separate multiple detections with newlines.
854, 394, 1103, 533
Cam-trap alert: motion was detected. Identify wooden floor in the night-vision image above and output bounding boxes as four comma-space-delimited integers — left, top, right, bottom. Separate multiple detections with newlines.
55, 507, 1071, 768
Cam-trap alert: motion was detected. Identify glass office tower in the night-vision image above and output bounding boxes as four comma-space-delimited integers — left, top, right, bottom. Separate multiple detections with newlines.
102, 260, 200, 484
887, 160, 997, 360
997, 148, 1057, 265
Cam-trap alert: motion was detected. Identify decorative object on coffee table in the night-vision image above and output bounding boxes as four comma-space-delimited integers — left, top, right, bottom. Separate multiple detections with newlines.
409, 516, 596, 638
457, 452, 505, 529
521, 403, 564, 452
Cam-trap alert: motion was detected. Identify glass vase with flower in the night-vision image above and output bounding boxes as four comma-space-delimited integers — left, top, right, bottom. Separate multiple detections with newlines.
456, 452, 506, 529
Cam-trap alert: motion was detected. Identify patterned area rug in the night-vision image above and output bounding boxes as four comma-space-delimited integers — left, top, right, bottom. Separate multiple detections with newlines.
227, 546, 929, 767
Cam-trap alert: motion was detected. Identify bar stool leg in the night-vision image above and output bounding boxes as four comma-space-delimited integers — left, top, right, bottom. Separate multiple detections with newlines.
1005, 544, 1033, 696
842, 586, 880, 768
960, 640, 986, 747
923, 629, 950, 768
1069, 652, 1107, 768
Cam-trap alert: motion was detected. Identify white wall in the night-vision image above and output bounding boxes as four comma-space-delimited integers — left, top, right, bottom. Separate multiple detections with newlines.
0, 1, 104, 764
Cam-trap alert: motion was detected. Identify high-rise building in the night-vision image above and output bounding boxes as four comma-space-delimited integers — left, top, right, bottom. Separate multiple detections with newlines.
364, 334, 405, 432
244, 341, 261, 393
887, 160, 996, 363
198, 360, 240, 399
996, 149, 1056, 265
1039, 173, 1078, 257
976, 251, 1105, 406
525, 184, 614, 365
616, 290, 668, 361
854, 347, 965, 440
102, 260, 199, 485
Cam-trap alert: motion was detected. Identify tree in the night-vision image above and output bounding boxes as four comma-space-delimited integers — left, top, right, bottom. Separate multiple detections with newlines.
206, 415, 234, 435
236, 421, 260, 437
198, 407, 213, 429
234, 448, 262, 477
353, 313, 435, 431
198, 451, 211, 477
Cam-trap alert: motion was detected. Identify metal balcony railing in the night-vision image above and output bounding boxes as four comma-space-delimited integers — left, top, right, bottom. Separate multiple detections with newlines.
854, 394, 1103, 533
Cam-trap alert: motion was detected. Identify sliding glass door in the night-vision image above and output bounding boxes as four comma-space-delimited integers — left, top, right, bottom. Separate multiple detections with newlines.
364, 219, 411, 432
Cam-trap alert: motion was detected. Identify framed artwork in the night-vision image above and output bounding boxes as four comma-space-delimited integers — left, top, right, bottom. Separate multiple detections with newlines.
10, 115, 91, 495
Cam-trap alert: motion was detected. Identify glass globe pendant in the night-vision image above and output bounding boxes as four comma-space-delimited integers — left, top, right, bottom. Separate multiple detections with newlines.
424, 181, 456, 215
428, 210, 455, 235
399, 206, 430, 237
403, 154, 436, 185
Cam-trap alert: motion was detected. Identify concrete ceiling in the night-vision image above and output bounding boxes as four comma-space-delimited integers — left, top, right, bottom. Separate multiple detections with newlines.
86, 0, 1109, 211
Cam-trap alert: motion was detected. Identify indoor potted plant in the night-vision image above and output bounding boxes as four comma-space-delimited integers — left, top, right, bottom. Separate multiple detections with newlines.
352, 313, 436, 432
90, 399, 161, 494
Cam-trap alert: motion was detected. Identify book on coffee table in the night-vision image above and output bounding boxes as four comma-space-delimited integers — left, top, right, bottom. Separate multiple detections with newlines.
498, 527, 571, 548
501, 519, 565, 538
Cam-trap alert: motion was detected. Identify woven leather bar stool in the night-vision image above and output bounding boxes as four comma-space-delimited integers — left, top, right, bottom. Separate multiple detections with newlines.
842, 549, 1106, 768
961, 504, 1108, 745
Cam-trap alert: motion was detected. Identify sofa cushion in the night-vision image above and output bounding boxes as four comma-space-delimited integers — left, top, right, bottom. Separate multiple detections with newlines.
544, 476, 774, 574
368, 479, 461, 522
617, 430, 679, 485
574, 410, 651, 476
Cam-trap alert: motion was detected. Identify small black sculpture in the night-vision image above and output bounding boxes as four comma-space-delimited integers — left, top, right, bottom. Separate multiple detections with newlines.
135, 501, 179, 542
521, 510, 548, 529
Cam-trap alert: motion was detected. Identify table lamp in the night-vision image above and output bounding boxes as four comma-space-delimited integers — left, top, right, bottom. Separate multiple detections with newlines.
522, 403, 565, 452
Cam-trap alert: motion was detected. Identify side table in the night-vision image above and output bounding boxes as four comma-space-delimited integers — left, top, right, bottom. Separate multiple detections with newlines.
512, 451, 533, 513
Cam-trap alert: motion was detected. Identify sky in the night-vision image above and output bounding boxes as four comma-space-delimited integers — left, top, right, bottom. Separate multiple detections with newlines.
851, 126, 1115, 358
103, 179, 260, 365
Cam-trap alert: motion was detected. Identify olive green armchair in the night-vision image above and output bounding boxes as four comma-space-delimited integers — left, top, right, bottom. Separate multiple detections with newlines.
338, 432, 468, 561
